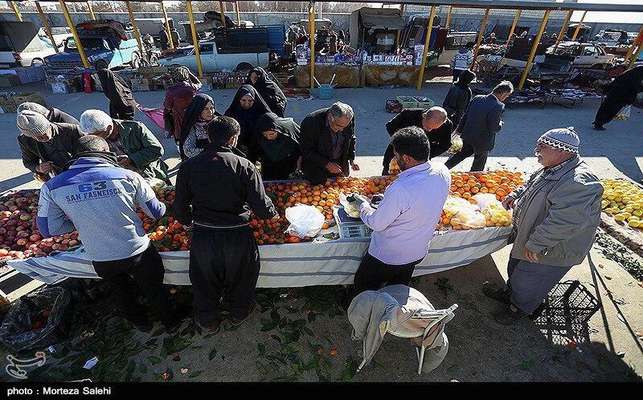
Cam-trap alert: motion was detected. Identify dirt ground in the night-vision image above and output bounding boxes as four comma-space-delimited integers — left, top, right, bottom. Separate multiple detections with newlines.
0, 82, 641, 382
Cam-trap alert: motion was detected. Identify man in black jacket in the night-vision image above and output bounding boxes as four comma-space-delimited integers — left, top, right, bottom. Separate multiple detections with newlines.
17, 110, 84, 181
382, 107, 453, 175
174, 116, 278, 333
299, 102, 359, 185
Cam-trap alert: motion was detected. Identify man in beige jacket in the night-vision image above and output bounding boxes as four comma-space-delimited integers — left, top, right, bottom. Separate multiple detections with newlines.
483, 128, 603, 325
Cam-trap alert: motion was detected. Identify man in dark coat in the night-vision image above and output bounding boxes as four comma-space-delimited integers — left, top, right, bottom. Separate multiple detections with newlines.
299, 102, 359, 185
593, 66, 643, 130
442, 69, 475, 126
445, 81, 514, 171
16, 102, 79, 125
97, 69, 137, 120
382, 107, 453, 175
17, 110, 84, 181
174, 116, 278, 333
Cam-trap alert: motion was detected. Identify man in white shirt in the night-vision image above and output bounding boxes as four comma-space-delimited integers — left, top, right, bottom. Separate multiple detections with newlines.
351, 127, 451, 294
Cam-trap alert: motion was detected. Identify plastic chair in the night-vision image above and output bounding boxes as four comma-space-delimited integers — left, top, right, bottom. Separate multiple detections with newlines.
387, 305, 458, 375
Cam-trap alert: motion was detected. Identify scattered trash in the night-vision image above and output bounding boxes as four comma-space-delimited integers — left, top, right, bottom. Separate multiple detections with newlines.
47, 345, 56, 353
616, 351, 626, 358
180, 368, 189, 374
604, 275, 612, 280
598, 264, 604, 269
450, 379, 459, 383
279, 294, 288, 299
82, 356, 98, 370
161, 368, 173, 381
172, 353, 181, 362
635, 331, 643, 341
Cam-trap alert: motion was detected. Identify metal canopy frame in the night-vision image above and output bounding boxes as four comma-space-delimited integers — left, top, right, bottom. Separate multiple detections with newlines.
9, 1, 642, 90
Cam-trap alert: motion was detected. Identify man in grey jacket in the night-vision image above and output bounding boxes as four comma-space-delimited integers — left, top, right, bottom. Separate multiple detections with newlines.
483, 128, 603, 325
445, 81, 513, 171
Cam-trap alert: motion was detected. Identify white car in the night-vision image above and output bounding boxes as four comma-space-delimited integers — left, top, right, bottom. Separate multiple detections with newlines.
0, 21, 70, 68
543, 42, 617, 71
159, 42, 269, 73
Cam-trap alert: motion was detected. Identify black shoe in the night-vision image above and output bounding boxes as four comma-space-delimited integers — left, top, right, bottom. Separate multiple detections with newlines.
493, 304, 527, 326
592, 123, 606, 131
482, 281, 511, 305
230, 302, 256, 327
195, 317, 222, 335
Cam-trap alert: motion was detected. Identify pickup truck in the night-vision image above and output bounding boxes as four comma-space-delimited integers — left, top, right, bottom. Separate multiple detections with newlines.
542, 41, 617, 72
44, 20, 141, 74
159, 41, 269, 73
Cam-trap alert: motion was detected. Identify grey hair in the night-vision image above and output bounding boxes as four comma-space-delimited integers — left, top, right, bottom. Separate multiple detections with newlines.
423, 106, 448, 123
79, 109, 113, 134
75, 135, 110, 154
328, 102, 354, 120
493, 80, 514, 95
17, 102, 49, 116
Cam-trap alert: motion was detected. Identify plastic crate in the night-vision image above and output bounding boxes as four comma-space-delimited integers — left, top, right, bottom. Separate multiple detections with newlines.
541, 280, 601, 325
333, 206, 371, 239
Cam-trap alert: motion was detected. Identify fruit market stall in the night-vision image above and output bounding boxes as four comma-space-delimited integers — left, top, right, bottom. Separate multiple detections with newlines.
1, 171, 524, 294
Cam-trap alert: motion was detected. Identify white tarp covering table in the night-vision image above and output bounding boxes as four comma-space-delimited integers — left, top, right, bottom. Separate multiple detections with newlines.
7, 227, 511, 288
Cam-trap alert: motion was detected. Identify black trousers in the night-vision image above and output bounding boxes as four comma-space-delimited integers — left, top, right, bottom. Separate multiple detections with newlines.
109, 103, 136, 121
189, 226, 260, 324
93, 244, 173, 325
262, 154, 299, 181
352, 252, 422, 296
593, 94, 630, 127
445, 141, 489, 171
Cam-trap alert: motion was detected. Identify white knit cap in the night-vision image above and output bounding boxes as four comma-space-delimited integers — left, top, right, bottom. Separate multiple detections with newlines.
537, 127, 579, 154
16, 110, 51, 138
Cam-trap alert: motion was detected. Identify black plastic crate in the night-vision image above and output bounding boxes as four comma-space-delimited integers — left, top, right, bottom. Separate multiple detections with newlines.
541, 280, 601, 326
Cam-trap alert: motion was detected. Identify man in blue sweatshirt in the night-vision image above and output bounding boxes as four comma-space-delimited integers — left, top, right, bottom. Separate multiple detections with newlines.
37, 135, 177, 331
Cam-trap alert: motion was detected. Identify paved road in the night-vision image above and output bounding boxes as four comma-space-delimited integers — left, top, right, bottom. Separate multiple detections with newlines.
1, 82, 642, 192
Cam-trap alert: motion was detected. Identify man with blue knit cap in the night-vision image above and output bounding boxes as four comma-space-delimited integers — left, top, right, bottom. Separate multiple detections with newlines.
482, 128, 603, 325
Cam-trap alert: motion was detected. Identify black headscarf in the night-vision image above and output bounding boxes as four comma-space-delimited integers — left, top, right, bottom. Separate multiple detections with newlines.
255, 112, 301, 162
456, 70, 476, 88
246, 67, 287, 117
179, 93, 219, 144
97, 69, 135, 109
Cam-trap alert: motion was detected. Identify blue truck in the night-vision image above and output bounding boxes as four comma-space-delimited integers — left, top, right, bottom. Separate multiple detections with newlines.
44, 20, 141, 75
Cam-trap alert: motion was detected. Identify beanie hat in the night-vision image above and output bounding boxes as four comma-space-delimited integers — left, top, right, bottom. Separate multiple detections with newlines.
17, 110, 51, 138
537, 127, 579, 154
16, 102, 49, 117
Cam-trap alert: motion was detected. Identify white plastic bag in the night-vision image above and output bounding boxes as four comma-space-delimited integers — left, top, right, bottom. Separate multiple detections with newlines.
285, 205, 325, 239
471, 193, 498, 210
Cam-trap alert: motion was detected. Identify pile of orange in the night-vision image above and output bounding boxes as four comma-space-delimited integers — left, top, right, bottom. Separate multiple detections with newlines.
449, 171, 524, 202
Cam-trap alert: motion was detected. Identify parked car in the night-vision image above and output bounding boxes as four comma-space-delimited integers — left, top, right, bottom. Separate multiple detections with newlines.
159, 41, 269, 73
542, 41, 617, 72
593, 30, 632, 47
0, 21, 71, 68
44, 20, 141, 73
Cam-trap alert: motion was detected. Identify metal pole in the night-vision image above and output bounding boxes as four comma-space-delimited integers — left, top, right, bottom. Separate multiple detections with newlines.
518, 10, 551, 90
125, 1, 145, 58
87, 1, 96, 20
553, 10, 574, 53
160, 1, 175, 49
219, 1, 226, 28
36, 2, 58, 53
416, 5, 437, 91
445, 6, 453, 30
319, 2, 323, 19
571, 11, 587, 41
7, 1, 22, 21
59, 0, 90, 68
623, 26, 642, 63
505, 10, 521, 47
309, 1, 316, 90
472, 8, 490, 66
187, 0, 203, 78
396, 4, 405, 48
235, 1, 241, 26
